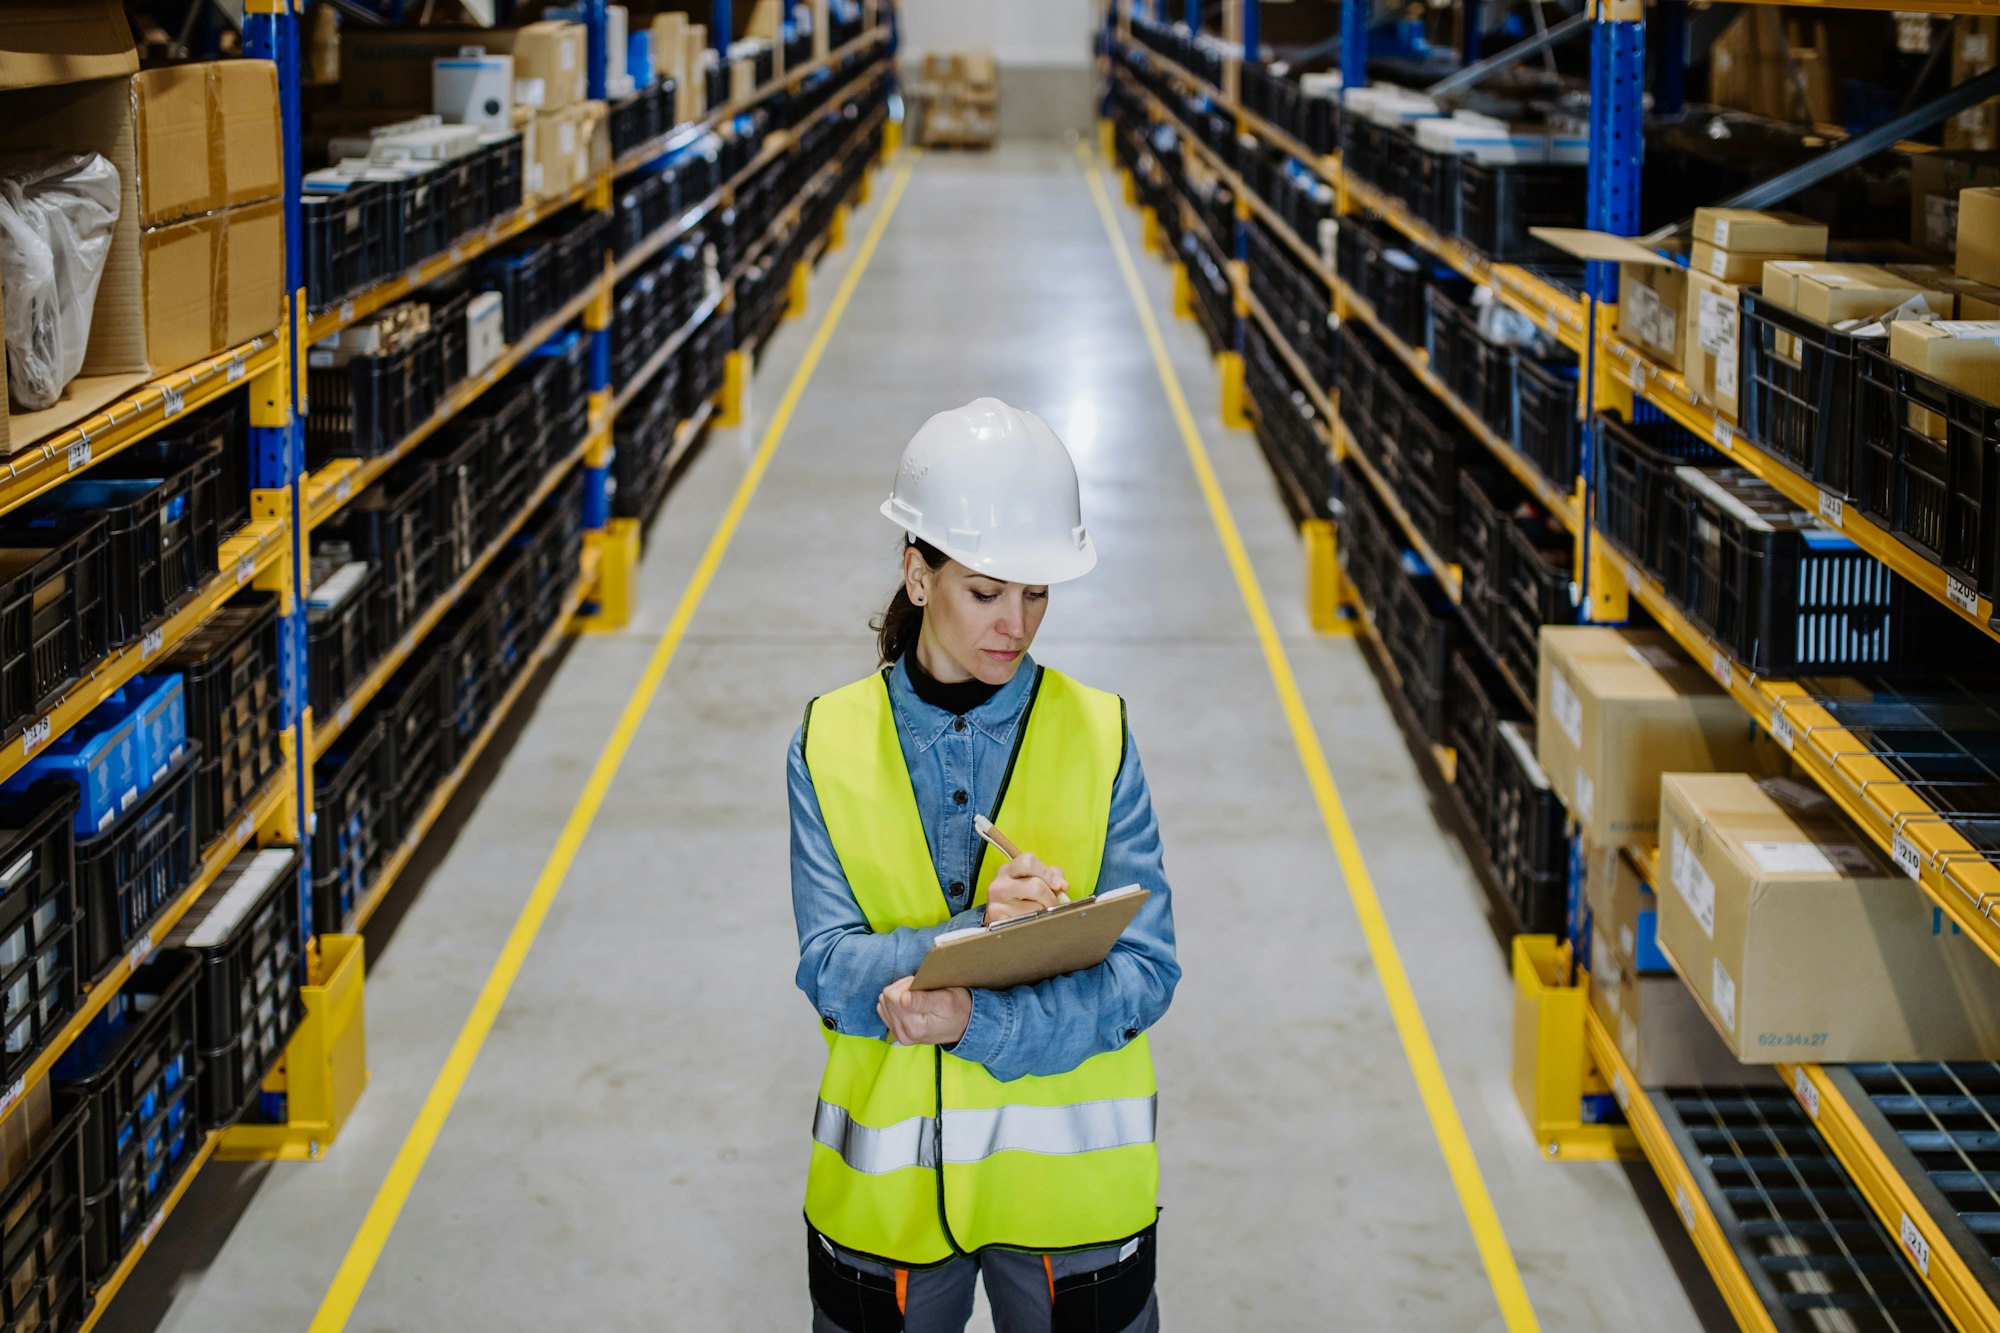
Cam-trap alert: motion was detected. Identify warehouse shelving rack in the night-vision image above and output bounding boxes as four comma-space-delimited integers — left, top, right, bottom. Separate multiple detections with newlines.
1105, 0, 2000, 1325
0, 1, 892, 1324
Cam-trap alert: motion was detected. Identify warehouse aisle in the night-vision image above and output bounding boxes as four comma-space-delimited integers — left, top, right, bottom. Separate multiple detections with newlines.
111, 142, 1717, 1332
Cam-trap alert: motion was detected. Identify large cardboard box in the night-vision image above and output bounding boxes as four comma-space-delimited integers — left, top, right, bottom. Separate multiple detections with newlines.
141, 213, 222, 376
1584, 842, 1671, 975
530, 108, 580, 201
0, 1, 136, 91
1685, 270, 1746, 422
483, 22, 587, 111
1909, 151, 2000, 256
1961, 189, 2000, 287
1889, 321, 2000, 417
1792, 264, 1953, 324
1947, 19, 2000, 152
1620, 261, 1687, 370
220, 200, 285, 349
1657, 773, 2000, 1063
1693, 208, 1828, 255
215, 61, 283, 209
134, 61, 283, 227
1588, 926, 1775, 1086
1536, 626, 1775, 847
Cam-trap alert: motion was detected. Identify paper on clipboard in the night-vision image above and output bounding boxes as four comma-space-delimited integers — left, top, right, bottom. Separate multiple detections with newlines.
910, 886, 1150, 992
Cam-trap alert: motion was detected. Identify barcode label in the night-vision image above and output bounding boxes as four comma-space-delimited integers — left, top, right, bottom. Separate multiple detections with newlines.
1794, 1068, 1821, 1119
1901, 1214, 1931, 1276
1612, 1071, 1630, 1111
141, 629, 165, 661
335, 475, 352, 503
1711, 649, 1732, 687
162, 384, 185, 418
1772, 712, 1795, 751
236, 556, 254, 584
407, 268, 423, 286
67, 439, 91, 471
1713, 422, 1735, 451
21, 718, 50, 756
235, 814, 255, 846
337, 701, 354, 729
1948, 575, 1979, 615
451, 245, 466, 263
127, 931, 153, 973
339, 300, 355, 324
0, 1078, 24, 1117
1675, 1185, 1696, 1232
142, 1210, 164, 1248
1818, 492, 1843, 527
227, 355, 246, 383
1893, 833, 1923, 881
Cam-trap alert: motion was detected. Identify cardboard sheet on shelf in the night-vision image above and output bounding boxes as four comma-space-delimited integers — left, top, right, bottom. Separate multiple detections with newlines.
2, 372, 147, 458
912, 887, 1149, 992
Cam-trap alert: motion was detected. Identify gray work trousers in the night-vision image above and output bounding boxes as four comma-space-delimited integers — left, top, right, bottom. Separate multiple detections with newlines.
809, 1231, 1161, 1333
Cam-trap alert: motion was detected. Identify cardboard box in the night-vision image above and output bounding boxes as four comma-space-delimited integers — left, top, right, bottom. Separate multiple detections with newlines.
1587, 924, 1775, 1086
1962, 188, 2000, 286
1965, 290, 2000, 321
1757, 259, 1829, 312
484, 22, 587, 111
1536, 626, 1775, 847
530, 108, 579, 200
1692, 240, 1808, 285
1620, 257, 1687, 371
1909, 151, 2000, 256
1657, 772, 2000, 1063
1890, 322, 2000, 439
1685, 270, 1746, 422
214, 61, 282, 209
1693, 207, 1829, 255
1948, 19, 2000, 152
0, 1, 136, 91
141, 213, 223, 376
1584, 843, 1671, 974
730, 53, 757, 105
220, 200, 284, 348
1791, 264, 1953, 325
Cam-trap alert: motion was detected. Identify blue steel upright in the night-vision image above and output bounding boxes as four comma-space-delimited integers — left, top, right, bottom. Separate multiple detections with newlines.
1341, 0, 1370, 89
243, 0, 311, 951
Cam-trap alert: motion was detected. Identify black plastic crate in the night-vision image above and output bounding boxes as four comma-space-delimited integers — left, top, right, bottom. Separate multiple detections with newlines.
415, 420, 491, 591
487, 545, 537, 688
160, 844, 302, 1131
1383, 571, 1461, 745
1740, 291, 1875, 499
75, 746, 199, 983
0, 1095, 87, 1332
0, 783, 80, 1084
302, 185, 385, 312
1425, 288, 1512, 439
1498, 509, 1576, 695
148, 401, 248, 541
311, 713, 386, 938
1400, 401, 1466, 562
429, 287, 473, 393
483, 133, 525, 219
1455, 159, 1586, 263
1491, 720, 1567, 933
326, 461, 440, 652
1854, 345, 2000, 599
376, 652, 449, 846
305, 339, 424, 465
1456, 464, 1515, 659
1448, 646, 1525, 846
1595, 409, 1724, 581
479, 242, 555, 343
305, 555, 376, 723
1512, 355, 1582, 494
0, 515, 111, 739
54, 948, 199, 1286
158, 595, 283, 849
438, 601, 498, 756
87, 431, 232, 582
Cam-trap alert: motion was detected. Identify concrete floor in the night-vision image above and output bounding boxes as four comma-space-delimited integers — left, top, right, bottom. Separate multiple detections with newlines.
106, 141, 1731, 1332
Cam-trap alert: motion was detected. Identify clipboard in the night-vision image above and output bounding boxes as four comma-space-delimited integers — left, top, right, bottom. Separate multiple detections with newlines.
910, 886, 1150, 991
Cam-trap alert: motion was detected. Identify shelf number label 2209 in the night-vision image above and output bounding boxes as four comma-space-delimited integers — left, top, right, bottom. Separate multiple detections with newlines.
1948, 575, 1980, 616
1901, 1213, 1931, 1276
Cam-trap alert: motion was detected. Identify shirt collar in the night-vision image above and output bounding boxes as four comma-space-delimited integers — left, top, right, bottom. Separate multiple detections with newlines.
888, 654, 1039, 752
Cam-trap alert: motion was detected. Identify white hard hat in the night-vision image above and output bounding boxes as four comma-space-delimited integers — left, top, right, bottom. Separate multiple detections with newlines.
880, 397, 1097, 586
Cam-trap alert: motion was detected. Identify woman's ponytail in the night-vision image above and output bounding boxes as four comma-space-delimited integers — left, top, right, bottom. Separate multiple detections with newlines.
874, 538, 949, 666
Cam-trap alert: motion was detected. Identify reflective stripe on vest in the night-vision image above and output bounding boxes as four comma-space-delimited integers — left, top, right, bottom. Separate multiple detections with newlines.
802, 667, 1160, 1263
813, 1095, 1159, 1173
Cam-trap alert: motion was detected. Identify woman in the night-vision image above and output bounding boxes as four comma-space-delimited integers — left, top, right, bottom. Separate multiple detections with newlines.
788, 398, 1180, 1333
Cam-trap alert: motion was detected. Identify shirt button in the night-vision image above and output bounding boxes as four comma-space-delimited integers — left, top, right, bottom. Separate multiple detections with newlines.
953, 790, 968, 806
950, 881, 965, 898
953, 718, 967, 732
823, 1017, 838, 1031
1124, 1028, 1139, 1041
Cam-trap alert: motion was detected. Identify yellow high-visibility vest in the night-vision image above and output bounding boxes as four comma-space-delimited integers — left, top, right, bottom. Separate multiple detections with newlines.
801, 666, 1159, 1266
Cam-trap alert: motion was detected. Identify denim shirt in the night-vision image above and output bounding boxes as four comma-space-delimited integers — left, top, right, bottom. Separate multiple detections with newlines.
789, 655, 1180, 1083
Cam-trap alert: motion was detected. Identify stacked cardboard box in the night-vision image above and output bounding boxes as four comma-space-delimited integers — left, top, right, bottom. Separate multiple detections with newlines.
1681, 209, 1827, 422
1948, 18, 2000, 152
909, 52, 998, 149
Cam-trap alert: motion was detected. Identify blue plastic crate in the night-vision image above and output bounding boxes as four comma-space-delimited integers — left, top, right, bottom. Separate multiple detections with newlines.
112, 674, 187, 790
4, 705, 142, 837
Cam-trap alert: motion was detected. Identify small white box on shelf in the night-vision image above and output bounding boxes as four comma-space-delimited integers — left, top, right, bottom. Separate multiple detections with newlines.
434, 55, 514, 127
467, 292, 506, 376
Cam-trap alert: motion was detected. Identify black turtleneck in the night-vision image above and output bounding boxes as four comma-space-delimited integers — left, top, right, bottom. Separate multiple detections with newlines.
905, 650, 1002, 716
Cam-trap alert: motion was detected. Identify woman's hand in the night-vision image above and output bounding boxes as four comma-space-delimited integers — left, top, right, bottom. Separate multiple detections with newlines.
878, 977, 971, 1046
984, 853, 1069, 925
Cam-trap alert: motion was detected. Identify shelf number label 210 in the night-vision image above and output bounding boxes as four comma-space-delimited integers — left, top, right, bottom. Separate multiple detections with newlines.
1893, 833, 1924, 881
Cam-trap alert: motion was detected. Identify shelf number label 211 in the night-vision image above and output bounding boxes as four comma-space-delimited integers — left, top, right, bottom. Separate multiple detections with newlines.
1901, 1213, 1931, 1276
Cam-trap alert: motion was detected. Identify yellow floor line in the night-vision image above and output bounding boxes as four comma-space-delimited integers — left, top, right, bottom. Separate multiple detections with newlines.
308, 161, 918, 1333
1079, 146, 1543, 1333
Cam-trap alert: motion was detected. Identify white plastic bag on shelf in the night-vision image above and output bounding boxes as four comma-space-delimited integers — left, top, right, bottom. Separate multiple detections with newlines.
0, 153, 122, 411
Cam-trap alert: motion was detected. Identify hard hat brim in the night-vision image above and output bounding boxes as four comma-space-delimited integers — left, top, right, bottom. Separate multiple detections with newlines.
880, 500, 1098, 586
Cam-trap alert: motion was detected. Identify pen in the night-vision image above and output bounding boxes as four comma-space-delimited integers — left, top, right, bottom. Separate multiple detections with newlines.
974, 816, 1070, 903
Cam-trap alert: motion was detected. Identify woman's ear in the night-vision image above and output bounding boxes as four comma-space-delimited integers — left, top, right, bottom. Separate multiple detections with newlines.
903, 547, 932, 607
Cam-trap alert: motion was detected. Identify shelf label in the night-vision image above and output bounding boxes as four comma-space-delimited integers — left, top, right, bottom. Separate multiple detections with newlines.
1900, 1213, 1931, 1276
141, 629, 165, 661
236, 556, 255, 585
1710, 649, 1732, 688
1947, 575, 1979, 616
1772, 712, 1795, 752
1712, 422, 1735, 451
1674, 1185, 1695, 1233
20, 717, 50, 757
235, 814, 255, 847
1793, 1068, 1821, 1120
0, 1078, 23, 1117
1893, 832, 1924, 881
335, 475, 352, 503
339, 300, 355, 324
161, 383, 185, 419
227, 355, 246, 383
1611, 1070, 1630, 1112
450, 245, 466, 264
336, 700, 353, 730
407, 267, 424, 287
142, 1209, 165, 1248
126, 930, 153, 973
66, 438, 91, 472
1818, 492, 1843, 528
